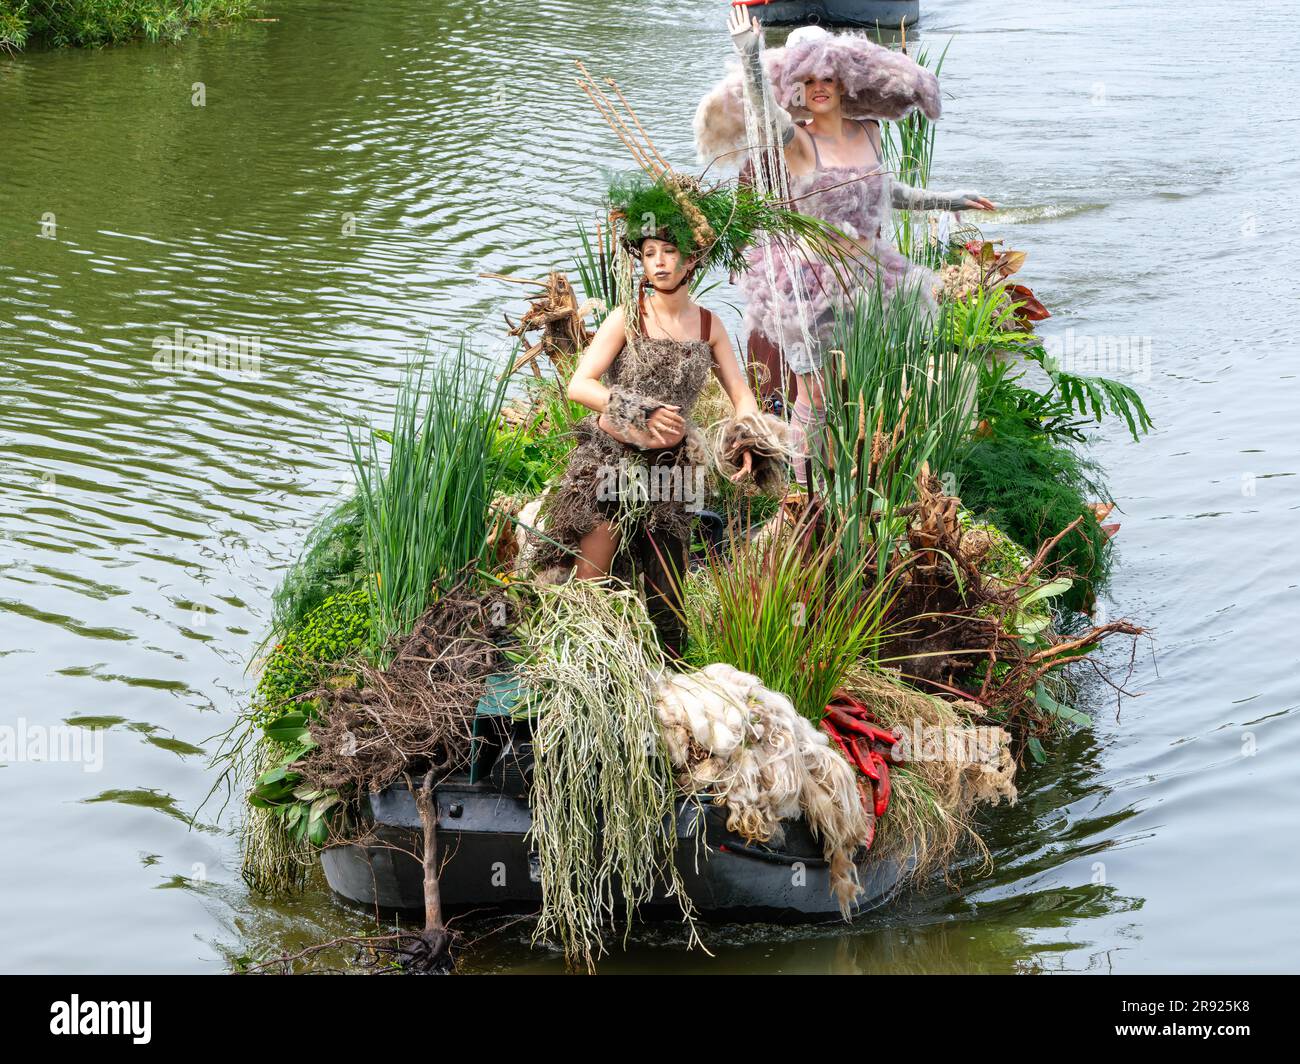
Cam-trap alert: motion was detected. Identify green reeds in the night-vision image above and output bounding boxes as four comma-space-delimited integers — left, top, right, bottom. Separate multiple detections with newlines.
348, 344, 514, 656
683, 516, 896, 722
880, 40, 950, 265
821, 285, 979, 587
573, 222, 621, 325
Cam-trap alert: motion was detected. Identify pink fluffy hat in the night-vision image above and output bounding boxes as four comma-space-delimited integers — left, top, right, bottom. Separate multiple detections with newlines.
694, 25, 942, 167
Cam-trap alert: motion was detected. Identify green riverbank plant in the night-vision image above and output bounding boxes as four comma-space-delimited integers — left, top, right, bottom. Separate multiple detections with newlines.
822, 283, 980, 586
253, 588, 371, 726
683, 517, 896, 721
264, 496, 366, 650
0, 0, 255, 51
958, 431, 1112, 612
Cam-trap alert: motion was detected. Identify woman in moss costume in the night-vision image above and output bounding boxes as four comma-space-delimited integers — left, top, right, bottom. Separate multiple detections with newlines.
525, 174, 784, 657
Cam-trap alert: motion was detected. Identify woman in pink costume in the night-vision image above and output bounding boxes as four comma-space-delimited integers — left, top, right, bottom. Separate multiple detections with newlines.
695, 10, 996, 482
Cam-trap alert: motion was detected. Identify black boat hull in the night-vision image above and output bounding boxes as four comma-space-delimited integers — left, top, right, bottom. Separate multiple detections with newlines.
321, 779, 911, 920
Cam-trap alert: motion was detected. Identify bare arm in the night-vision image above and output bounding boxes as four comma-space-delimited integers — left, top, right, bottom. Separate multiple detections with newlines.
891, 181, 996, 212
710, 322, 759, 420
728, 8, 812, 172
566, 307, 625, 413
709, 320, 760, 482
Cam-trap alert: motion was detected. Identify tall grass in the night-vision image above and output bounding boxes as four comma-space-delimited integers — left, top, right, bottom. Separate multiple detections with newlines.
821, 284, 979, 586
879, 40, 950, 265
348, 344, 514, 655
683, 517, 896, 721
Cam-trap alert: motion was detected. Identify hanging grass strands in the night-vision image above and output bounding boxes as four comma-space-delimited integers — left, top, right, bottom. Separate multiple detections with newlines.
514, 580, 702, 971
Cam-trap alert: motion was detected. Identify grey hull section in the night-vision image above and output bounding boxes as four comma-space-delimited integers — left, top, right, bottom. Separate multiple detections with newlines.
753, 1, 920, 28
321, 781, 911, 920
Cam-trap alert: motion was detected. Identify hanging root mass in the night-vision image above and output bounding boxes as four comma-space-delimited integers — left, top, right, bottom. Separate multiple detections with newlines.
297, 586, 510, 795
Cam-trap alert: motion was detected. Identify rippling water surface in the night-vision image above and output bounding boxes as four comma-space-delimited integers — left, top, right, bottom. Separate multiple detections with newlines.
1, 0, 1296, 973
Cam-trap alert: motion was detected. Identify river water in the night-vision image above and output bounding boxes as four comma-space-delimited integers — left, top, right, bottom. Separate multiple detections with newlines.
1, 0, 1296, 974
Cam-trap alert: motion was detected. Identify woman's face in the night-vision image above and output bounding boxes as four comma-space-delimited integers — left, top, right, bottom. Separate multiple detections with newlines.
640, 238, 688, 290
802, 76, 842, 115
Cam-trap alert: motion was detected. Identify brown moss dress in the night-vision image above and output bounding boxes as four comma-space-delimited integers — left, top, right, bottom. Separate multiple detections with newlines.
525, 306, 717, 656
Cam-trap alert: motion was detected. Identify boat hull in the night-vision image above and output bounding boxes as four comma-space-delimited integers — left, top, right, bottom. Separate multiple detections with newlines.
750, 1, 920, 29
321, 779, 911, 920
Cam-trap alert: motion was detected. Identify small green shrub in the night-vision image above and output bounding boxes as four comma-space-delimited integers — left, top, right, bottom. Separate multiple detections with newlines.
0, 1, 254, 51
253, 589, 371, 725
958, 434, 1111, 611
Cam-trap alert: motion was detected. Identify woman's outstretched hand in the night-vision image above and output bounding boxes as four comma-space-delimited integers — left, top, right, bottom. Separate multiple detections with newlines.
957, 193, 997, 212
646, 405, 686, 447
728, 5, 762, 54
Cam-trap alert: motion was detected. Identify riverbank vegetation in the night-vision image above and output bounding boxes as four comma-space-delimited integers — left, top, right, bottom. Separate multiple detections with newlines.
0, 0, 255, 52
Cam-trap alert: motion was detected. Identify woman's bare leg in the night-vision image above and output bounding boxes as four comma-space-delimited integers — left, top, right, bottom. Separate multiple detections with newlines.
790, 372, 826, 488
575, 520, 620, 579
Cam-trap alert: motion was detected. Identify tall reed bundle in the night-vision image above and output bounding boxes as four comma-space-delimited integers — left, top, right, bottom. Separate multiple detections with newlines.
822, 285, 978, 588
348, 344, 514, 656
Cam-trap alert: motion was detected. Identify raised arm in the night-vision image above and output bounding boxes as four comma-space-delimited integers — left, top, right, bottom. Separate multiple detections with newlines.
728, 7, 814, 171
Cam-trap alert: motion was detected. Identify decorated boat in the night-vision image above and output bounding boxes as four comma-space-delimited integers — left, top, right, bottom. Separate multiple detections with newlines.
221, 42, 1150, 974
321, 712, 915, 920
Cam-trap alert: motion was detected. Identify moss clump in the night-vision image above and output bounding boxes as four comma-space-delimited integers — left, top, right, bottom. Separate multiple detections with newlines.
268, 495, 367, 644
253, 589, 371, 725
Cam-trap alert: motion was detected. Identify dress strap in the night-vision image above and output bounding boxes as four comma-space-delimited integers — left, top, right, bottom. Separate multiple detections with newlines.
855, 118, 883, 169
806, 127, 824, 171
699, 307, 712, 342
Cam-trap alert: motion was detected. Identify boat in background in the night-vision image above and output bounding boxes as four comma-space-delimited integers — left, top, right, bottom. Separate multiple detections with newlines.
737, 0, 920, 29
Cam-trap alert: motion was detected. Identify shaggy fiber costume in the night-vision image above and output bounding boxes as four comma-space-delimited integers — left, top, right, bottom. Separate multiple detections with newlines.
524, 310, 716, 658
522, 167, 794, 653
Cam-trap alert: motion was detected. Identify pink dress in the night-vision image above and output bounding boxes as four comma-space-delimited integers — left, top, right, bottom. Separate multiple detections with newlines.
741, 120, 937, 374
